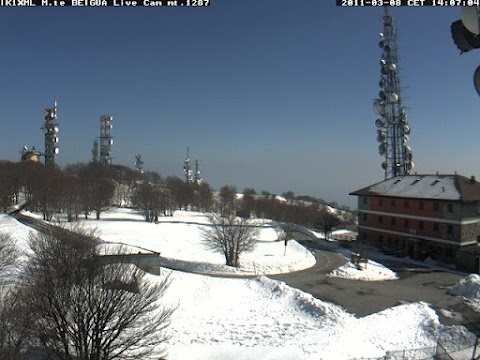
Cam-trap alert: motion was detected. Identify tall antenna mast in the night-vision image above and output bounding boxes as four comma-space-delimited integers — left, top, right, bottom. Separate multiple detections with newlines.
99, 115, 113, 165
42, 99, 59, 167
92, 139, 99, 163
135, 154, 144, 173
373, 7, 413, 179
183, 147, 193, 183
194, 159, 202, 185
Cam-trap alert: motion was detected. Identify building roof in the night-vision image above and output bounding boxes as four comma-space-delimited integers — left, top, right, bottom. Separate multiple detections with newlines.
350, 175, 480, 202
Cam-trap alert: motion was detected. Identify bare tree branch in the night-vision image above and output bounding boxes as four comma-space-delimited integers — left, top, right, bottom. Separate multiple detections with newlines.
19, 226, 173, 360
201, 214, 259, 267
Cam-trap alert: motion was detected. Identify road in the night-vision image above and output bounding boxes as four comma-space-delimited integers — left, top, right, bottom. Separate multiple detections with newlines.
272, 240, 480, 326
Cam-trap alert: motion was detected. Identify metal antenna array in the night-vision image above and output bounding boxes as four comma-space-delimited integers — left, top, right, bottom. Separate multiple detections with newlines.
373, 7, 413, 179
42, 100, 59, 167
99, 115, 114, 165
183, 147, 193, 183
135, 154, 144, 173
92, 139, 99, 163
194, 159, 202, 185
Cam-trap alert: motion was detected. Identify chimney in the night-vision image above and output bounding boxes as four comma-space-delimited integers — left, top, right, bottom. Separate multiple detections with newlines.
471, 176, 476, 184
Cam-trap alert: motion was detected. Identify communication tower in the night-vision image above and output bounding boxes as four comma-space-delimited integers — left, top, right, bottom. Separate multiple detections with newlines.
373, 7, 413, 179
42, 100, 59, 167
99, 115, 114, 165
183, 147, 193, 183
194, 159, 202, 185
92, 139, 99, 163
135, 154, 144, 173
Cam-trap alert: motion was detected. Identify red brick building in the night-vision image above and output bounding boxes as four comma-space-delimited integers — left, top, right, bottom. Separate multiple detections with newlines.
350, 174, 480, 272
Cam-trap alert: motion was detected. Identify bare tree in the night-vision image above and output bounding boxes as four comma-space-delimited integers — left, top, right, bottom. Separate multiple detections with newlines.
0, 232, 18, 278
0, 232, 29, 360
218, 185, 237, 216
316, 208, 342, 240
201, 214, 259, 267
20, 226, 173, 360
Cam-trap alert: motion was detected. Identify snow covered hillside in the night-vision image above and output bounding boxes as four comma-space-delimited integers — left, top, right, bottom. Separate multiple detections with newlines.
1, 209, 477, 359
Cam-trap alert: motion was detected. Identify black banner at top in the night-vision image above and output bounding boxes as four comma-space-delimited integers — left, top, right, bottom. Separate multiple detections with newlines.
0, 0, 211, 6
336, 0, 480, 6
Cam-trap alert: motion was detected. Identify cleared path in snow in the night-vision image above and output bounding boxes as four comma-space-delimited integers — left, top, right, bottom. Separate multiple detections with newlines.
272, 239, 480, 327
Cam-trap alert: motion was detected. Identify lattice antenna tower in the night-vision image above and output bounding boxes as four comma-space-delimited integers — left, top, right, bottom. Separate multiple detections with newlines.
92, 139, 99, 162
135, 154, 144, 173
99, 115, 114, 165
42, 99, 59, 167
183, 147, 193, 183
373, 7, 413, 179
194, 159, 202, 185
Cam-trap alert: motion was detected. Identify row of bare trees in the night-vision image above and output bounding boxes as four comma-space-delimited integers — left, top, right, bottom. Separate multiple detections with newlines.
0, 161, 216, 222
0, 227, 173, 360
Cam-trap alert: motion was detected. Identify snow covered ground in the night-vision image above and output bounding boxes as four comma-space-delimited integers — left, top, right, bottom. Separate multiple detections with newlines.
75, 208, 316, 276
1, 209, 477, 359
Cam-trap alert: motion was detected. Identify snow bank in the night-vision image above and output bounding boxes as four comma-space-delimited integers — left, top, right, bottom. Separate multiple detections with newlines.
329, 259, 398, 281
449, 274, 480, 312
156, 271, 456, 360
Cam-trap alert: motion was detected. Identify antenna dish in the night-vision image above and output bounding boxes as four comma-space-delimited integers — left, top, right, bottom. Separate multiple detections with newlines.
388, 63, 397, 71
54, 147, 59, 155
375, 119, 385, 128
379, 91, 386, 100
474, 65, 480, 97
389, 93, 399, 102
462, 6, 480, 35
373, 100, 386, 115
379, 144, 386, 155
379, 32, 384, 38
381, 161, 387, 170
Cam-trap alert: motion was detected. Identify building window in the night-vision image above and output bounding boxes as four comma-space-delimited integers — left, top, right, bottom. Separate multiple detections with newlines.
391, 217, 396, 226
447, 225, 453, 234
391, 199, 396, 207
447, 203, 453, 213
379, 216, 383, 224
378, 198, 383, 206
419, 221, 424, 230
363, 197, 367, 205
433, 202, 439, 211
363, 213, 367, 222
433, 223, 439, 232
404, 219, 409, 228
419, 201, 424, 210
404, 200, 409, 208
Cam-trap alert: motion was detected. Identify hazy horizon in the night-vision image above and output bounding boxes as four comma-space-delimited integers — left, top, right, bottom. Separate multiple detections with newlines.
1, 2, 479, 208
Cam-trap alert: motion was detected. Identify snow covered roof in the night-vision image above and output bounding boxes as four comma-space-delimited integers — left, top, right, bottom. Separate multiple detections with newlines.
350, 175, 480, 202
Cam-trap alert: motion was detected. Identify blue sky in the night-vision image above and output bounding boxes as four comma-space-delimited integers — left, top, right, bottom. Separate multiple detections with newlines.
0, 2, 479, 208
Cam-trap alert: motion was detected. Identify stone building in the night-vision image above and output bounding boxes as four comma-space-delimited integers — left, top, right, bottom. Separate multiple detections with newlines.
350, 174, 480, 272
